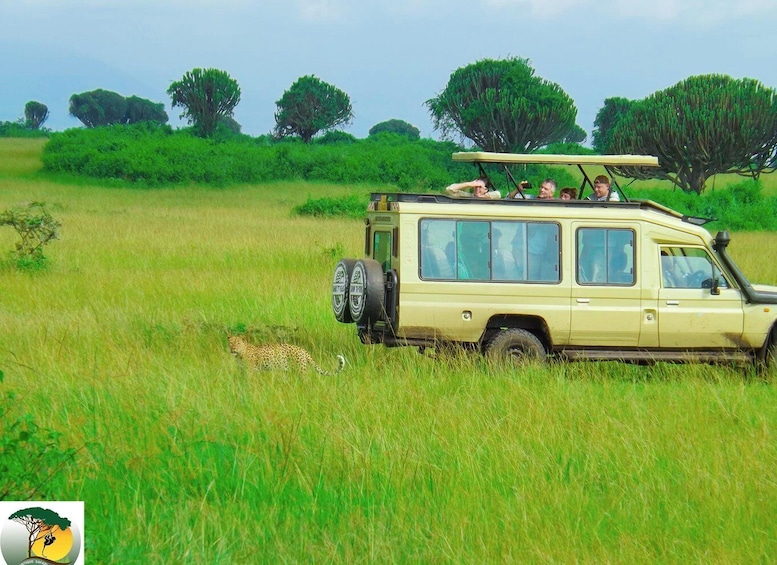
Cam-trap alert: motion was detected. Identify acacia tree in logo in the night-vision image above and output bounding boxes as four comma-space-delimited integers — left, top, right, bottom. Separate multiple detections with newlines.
8, 507, 71, 559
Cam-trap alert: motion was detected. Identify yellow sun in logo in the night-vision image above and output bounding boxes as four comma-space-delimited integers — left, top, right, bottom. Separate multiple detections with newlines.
31, 524, 73, 561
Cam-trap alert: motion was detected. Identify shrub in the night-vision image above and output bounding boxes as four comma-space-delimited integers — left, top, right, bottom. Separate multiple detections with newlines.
0, 370, 77, 499
0, 202, 61, 270
0, 120, 50, 138
294, 194, 368, 219
315, 130, 357, 145
627, 179, 777, 231
41, 126, 472, 190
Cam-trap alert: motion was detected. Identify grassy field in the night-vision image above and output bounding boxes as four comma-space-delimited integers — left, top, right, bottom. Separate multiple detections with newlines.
2, 138, 777, 563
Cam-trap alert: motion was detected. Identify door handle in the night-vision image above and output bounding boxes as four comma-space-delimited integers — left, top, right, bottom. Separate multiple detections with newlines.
665, 300, 680, 306
576, 298, 591, 304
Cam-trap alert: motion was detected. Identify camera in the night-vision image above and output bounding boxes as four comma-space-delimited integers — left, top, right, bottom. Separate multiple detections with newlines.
520, 181, 532, 189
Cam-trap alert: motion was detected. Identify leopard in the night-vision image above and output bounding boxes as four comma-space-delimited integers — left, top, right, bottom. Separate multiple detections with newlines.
227, 335, 345, 375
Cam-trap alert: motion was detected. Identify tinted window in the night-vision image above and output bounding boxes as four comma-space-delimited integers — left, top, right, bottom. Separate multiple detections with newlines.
420, 219, 559, 283
373, 231, 392, 272
577, 228, 635, 285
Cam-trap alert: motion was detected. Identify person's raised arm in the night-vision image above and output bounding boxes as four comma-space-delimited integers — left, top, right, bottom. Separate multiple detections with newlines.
446, 179, 484, 197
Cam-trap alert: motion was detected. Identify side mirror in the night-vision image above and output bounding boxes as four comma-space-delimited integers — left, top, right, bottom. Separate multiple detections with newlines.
710, 277, 721, 296
710, 263, 721, 295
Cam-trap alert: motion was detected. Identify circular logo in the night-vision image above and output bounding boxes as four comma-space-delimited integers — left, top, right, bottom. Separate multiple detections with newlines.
348, 261, 367, 320
1, 505, 82, 565
331, 261, 350, 319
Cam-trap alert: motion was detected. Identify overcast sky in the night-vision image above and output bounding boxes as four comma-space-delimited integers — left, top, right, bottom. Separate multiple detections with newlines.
2, 0, 776, 142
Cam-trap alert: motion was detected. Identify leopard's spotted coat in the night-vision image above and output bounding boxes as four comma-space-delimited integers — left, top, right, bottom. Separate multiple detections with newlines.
228, 335, 345, 375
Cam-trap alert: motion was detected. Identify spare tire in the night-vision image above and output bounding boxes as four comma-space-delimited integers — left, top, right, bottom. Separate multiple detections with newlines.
332, 258, 357, 323
348, 259, 386, 325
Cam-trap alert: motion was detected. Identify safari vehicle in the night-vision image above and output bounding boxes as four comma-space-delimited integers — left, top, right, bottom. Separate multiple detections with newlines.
331, 152, 777, 369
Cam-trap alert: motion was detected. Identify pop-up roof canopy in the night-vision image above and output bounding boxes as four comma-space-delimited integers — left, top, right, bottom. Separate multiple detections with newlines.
452, 152, 660, 200
452, 152, 659, 167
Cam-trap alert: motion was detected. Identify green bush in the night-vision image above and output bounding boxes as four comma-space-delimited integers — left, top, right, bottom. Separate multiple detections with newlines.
41, 124, 472, 190
0, 370, 77, 499
38, 125, 777, 230
628, 179, 777, 231
315, 130, 357, 145
0, 120, 50, 138
0, 202, 61, 270
294, 194, 368, 218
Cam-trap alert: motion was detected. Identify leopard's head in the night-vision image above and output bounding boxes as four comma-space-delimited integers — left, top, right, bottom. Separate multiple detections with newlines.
227, 335, 247, 357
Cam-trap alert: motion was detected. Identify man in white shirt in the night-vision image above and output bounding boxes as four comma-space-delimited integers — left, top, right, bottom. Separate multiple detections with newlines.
586, 175, 620, 201
445, 178, 501, 199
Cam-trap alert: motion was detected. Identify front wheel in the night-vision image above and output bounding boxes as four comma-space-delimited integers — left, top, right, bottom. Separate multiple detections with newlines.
759, 339, 777, 378
485, 329, 546, 366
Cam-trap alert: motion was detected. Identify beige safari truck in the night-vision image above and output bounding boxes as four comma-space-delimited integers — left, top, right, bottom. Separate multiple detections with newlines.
331, 151, 777, 369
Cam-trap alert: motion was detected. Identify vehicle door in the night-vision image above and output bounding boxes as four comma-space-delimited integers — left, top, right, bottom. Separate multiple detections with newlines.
569, 226, 642, 346
657, 246, 744, 348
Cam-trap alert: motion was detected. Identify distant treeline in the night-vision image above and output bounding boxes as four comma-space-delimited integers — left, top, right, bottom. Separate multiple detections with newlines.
42, 123, 464, 189
39, 123, 777, 230
41, 123, 578, 191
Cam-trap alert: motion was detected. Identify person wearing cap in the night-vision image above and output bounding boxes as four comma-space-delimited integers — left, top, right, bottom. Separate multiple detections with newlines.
586, 175, 620, 202
508, 178, 556, 199
445, 177, 501, 199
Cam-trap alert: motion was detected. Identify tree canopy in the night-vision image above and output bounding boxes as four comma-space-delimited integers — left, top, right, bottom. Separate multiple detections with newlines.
9, 507, 71, 558
274, 75, 353, 143
167, 68, 241, 138
69, 89, 127, 128
563, 124, 587, 144
425, 57, 578, 153
24, 101, 49, 129
369, 119, 420, 140
69, 90, 168, 129
123, 96, 168, 125
592, 97, 634, 154
598, 75, 777, 193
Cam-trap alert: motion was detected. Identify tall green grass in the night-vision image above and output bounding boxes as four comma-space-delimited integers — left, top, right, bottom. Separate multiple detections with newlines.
1, 139, 777, 562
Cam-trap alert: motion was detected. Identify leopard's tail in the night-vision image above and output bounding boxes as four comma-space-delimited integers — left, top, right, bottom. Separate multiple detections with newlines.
315, 354, 346, 376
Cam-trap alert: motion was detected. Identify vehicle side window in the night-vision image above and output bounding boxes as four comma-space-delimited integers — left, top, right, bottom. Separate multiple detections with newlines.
492, 221, 559, 283
420, 220, 456, 279
577, 227, 635, 285
456, 221, 490, 279
373, 231, 392, 272
420, 219, 559, 283
660, 247, 729, 289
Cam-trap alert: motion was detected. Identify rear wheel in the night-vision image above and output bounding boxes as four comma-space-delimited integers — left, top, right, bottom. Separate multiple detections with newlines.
485, 329, 546, 366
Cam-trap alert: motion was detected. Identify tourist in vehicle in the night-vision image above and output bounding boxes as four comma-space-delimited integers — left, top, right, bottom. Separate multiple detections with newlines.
508, 178, 556, 199
578, 230, 606, 283
559, 187, 577, 200
445, 177, 501, 199
586, 175, 620, 201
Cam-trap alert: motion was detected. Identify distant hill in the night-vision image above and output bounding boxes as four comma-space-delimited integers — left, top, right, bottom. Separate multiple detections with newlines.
0, 39, 177, 131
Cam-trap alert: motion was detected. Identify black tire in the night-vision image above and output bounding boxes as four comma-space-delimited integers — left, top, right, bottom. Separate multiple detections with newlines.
332, 258, 357, 323
348, 258, 385, 325
485, 328, 546, 366
761, 339, 777, 378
